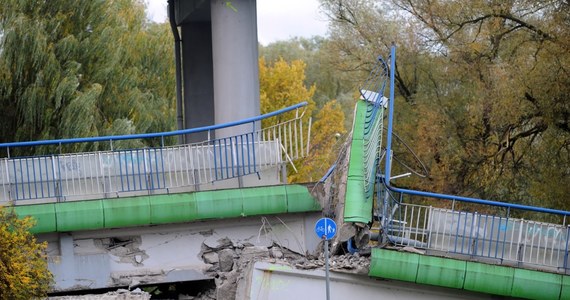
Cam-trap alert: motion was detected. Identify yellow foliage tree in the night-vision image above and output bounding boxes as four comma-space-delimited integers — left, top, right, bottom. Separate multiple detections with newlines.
290, 100, 347, 182
259, 56, 347, 182
0, 207, 52, 299
259, 57, 316, 126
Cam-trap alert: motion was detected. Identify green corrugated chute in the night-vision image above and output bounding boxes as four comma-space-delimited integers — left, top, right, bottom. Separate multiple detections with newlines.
344, 100, 373, 224
14, 184, 321, 233
369, 248, 570, 299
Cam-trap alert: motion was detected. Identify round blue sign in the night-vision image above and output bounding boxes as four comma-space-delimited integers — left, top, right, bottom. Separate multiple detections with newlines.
315, 217, 337, 240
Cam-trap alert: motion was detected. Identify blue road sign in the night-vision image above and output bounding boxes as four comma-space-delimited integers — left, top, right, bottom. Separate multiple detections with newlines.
315, 217, 337, 240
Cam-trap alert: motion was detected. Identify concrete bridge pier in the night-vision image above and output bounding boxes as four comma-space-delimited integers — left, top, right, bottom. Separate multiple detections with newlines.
211, 0, 260, 138
175, 0, 260, 142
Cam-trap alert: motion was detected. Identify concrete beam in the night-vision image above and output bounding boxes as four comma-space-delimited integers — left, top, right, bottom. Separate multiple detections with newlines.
44, 213, 321, 292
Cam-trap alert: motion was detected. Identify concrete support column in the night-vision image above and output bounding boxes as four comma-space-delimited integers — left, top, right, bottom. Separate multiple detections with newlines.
211, 0, 260, 138
181, 22, 215, 142
57, 233, 75, 289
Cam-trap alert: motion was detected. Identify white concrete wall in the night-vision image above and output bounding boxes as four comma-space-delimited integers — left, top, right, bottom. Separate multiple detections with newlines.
41, 212, 321, 292
239, 262, 499, 300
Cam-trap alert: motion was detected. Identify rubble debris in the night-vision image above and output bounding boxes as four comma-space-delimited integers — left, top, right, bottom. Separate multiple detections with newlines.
94, 237, 148, 267
218, 248, 235, 272
202, 252, 219, 264
197, 235, 372, 299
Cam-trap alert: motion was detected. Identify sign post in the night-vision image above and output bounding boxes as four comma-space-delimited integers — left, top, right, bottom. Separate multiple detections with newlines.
315, 217, 337, 300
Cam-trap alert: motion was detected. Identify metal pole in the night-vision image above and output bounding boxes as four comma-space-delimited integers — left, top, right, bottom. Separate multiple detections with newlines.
168, 0, 184, 144
324, 236, 330, 300
384, 44, 396, 181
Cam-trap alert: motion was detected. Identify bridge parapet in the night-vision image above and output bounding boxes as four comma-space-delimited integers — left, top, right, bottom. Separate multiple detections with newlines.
0, 102, 310, 204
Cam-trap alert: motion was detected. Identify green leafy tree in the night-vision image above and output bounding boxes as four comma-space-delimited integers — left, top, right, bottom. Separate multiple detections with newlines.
0, 0, 175, 153
0, 207, 52, 299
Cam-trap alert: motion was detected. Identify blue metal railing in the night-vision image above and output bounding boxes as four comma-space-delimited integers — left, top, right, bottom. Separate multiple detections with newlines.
0, 102, 310, 202
382, 45, 570, 217
0, 102, 308, 150
375, 45, 570, 273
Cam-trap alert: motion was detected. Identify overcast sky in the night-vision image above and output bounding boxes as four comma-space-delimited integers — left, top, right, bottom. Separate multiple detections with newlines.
144, 0, 329, 45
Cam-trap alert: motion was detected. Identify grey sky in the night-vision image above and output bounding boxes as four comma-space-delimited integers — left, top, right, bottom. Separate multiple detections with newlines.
144, 0, 329, 45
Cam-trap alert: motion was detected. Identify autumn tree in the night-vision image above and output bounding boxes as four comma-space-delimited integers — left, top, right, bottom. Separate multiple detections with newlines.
320, 0, 570, 208
260, 37, 357, 130
0, 0, 175, 153
290, 100, 347, 182
0, 207, 52, 299
259, 57, 347, 182
259, 57, 316, 124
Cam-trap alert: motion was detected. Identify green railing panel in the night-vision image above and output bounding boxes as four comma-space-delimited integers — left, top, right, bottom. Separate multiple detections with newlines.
195, 189, 244, 219
103, 197, 151, 228
369, 248, 419, 282
369, 247, 570, 299
560, 274, 570, 300
14, 203, 56, 234
416, 255, 466, 289
149, 193, 198, 225
285, 184, 321, 213
511, 268, 562, 300
56, 200, 104, 232
242, 185, 288, 216
15, 185, 320, 233
464, 261, 514, 296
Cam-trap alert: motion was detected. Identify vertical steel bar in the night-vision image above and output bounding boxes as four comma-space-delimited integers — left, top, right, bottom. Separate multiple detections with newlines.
494, 217, 503, 259
433, 208, 441, 250
212, 139, 218, 181
136, 150, 143, 190
25, 158, 31, 199
44, 156, 51, 197
426, 206, 433, 247
37, 157, 44, 199
240, 135, 244, 175
461, 212, 468, 254
563, 226, 570, 271
118, 152, 125, 192
223, 138, 229, 178
402, 204, 408, 244
158, 147, 166, 189
488, 216, 496, 258
529, 222, 536, 263
468, 212, 476, 255
455, 211, 462, 253
31, 158, 38, 199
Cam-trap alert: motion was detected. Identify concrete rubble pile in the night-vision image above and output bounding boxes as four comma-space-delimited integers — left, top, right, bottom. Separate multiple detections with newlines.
197, 235, 371, 299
